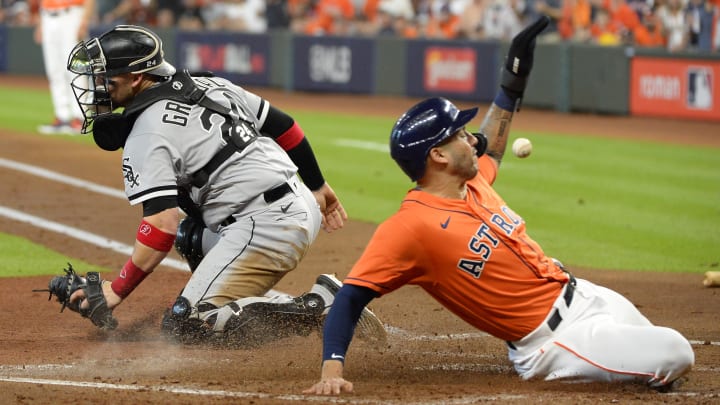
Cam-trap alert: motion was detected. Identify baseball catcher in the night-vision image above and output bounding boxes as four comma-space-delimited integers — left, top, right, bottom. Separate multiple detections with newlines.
37, 24, 386, 347
35, 263, 118, 330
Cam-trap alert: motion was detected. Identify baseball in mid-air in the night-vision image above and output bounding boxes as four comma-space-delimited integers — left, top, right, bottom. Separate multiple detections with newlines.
512, 137, 532, 158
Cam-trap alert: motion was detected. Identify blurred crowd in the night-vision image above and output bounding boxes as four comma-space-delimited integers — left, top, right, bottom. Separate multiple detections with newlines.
2, 0, 719, 52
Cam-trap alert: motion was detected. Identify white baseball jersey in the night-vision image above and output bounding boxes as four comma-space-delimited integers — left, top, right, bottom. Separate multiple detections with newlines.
122, 75, 297, 231
121, 74, 322, 312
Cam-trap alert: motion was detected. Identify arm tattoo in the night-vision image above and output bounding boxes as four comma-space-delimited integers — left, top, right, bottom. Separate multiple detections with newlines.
479, 104, 514, 165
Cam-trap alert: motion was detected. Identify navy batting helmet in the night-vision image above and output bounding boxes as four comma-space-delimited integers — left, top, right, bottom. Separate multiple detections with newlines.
390, 97, 478, 181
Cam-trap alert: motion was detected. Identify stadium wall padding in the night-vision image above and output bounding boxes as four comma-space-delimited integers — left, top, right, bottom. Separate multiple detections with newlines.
3, 26, 718, 120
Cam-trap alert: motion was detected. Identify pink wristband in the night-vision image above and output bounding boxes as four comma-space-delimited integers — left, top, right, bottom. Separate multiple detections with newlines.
111, 259, 149, 299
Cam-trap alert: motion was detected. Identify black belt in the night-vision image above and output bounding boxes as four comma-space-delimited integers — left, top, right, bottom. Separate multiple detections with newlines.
44, 7, 75, 16
220, 182, 293, 226
507, 273, 576, 350
546, 273, 576, 331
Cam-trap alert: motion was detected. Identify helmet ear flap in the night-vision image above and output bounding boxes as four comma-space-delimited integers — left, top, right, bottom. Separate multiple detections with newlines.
92, 113, 131, 151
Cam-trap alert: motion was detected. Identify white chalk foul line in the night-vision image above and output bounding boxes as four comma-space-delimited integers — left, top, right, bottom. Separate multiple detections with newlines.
688, 340, 720, 346
0, 157, 284, 295
0, 206, 187, 271
0, 376, 352, 403
2, 157, 719, 400
0, 376, 530, 404
334, 139, 388, 153
0, 157, 125, 199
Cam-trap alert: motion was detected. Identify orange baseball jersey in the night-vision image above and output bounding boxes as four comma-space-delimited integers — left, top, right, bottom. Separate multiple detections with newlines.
345, 154, 570, 341
41, 0, 84, 10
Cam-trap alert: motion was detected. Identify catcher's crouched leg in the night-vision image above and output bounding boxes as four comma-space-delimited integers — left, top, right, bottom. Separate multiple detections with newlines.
211, 294, 325, 348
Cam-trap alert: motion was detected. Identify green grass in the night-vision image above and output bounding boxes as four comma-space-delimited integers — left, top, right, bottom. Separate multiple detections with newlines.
1, 85, 718, 274
0, 232, 106, 278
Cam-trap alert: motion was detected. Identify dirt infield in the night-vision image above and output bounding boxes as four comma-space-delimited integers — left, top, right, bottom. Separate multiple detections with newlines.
0, 75, 718, 404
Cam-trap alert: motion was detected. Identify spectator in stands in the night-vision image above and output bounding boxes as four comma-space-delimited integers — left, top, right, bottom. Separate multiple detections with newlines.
354, 0, 414, 36
590, 6, 622, 44
481, 0, 526, 40
288, 0, 315, 33
101, 0, 156, 25
714, 0, 720, 51
657, 0, 689, 51
1, 0, 33, 25
303, 0, 356, 35
686, 0, 715, 51
358, 0, 415, 35
414, 0, 465, 39
392, 3, 421, 37
605, 0, 641, 34
423, 2, 460, 38
266, 0, 291, 30
632, 9, 666, 47
624, 0, 652, 21
561, 0, 594, 41
530, 0, 565, 41
155, 0, 208, 29
457, 0, 485, 40
205, 0, 267, 32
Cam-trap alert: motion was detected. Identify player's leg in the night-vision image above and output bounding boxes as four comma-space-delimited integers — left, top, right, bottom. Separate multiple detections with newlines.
163, 181, 322, 343
209, 293, 326, 347
62, 8, 87, 126
516, 280, 694, 388
39, 13, 67, 130
530, 318, 693, 388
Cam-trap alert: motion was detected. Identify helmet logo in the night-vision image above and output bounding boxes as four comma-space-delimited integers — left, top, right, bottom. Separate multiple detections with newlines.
172, 81, 183, 90
147, 60, 157, 68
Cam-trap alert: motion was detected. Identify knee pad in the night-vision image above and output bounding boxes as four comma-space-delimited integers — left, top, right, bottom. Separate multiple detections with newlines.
217, 293, 325, 348
160, 296, 214, 344
175, 216, 205, 272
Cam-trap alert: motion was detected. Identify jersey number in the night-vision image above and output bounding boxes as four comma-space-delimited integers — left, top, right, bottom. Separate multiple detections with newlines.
199, 91, 257, 148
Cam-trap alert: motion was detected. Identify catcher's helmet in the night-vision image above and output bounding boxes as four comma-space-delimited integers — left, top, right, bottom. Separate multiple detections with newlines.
390, 97, 478, 181
67, 25, 176, 133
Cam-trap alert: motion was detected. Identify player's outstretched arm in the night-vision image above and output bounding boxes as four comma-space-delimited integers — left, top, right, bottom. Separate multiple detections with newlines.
480, 15, 549, 165
305, 284, 376, 395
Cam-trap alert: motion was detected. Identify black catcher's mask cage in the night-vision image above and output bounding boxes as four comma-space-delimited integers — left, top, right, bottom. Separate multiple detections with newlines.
66, 25, 176, 134
67, 38, 111, 134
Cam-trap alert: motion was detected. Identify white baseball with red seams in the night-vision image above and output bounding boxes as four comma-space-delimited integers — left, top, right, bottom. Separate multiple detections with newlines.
512, 137, 532, 158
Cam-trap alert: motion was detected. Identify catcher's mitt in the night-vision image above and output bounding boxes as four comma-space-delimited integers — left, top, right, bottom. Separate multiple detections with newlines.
35, 263, 118, 330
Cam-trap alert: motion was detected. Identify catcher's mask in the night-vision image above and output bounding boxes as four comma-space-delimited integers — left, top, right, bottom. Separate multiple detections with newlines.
390, 97, 481, 182
66, 24, 176, 136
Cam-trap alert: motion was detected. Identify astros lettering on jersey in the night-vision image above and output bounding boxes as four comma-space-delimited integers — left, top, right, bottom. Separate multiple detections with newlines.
344, 154, 570, 341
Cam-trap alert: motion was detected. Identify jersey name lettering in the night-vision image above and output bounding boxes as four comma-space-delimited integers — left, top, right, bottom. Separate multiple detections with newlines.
162, 101, 192, 126
459, 205, 522, 278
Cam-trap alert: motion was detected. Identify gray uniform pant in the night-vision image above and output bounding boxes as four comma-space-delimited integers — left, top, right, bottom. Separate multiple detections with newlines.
181, 175, 322, 315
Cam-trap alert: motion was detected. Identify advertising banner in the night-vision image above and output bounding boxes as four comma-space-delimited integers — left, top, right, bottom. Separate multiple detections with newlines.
406, 41, 498, 102
175, 32, 270, 85
630, 57, 720, 121
293, 36, 374, 93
